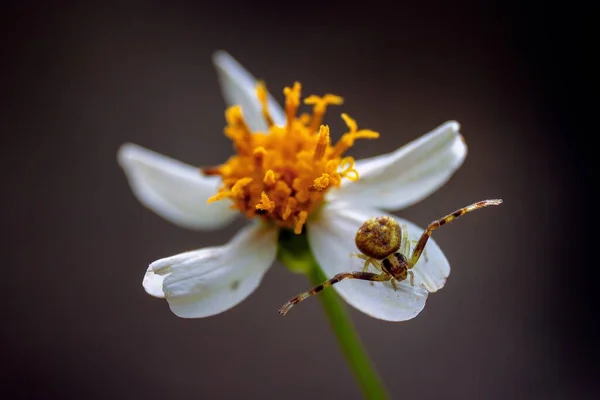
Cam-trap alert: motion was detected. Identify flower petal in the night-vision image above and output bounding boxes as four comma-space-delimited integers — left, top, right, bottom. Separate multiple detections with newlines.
118, 143, 238, 230
212, 51, 286, 132
307, 202, 450, 321
328, 121, 467, 211
144, 223, 278, 318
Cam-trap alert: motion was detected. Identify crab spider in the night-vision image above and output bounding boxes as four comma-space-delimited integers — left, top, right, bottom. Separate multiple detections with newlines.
278, 199, 502, 316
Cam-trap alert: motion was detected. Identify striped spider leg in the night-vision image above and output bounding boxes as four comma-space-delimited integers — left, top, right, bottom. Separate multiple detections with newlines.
278, 199, 502, 316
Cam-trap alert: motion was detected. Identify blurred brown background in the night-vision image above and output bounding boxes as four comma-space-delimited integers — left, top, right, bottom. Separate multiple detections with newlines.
1, 1, 594, 399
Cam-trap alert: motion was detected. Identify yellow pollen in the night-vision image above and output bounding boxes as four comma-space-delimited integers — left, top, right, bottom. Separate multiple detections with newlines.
256, 192, 275, 213
204, 81, 379, 234
311, 174, 330, 191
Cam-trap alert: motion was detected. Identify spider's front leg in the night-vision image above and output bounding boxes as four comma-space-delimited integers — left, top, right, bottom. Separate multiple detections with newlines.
278, 271, 390, 316
409, 199, 502, 267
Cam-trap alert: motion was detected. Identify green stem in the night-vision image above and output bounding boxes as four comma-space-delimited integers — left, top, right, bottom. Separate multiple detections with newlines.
277, 229, 389, 400
307, 264, 389, 400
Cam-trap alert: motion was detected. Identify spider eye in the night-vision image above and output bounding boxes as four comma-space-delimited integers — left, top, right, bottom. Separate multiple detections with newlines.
355, 216, 401, 259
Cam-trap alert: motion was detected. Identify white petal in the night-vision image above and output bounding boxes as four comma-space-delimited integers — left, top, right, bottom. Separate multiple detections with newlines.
144, 223, 278, 318
306, 202, 450, 321
328, 121, 467, 211
143, 248, 201, 298
118, 143, 238, 230
212, 51, 286, 132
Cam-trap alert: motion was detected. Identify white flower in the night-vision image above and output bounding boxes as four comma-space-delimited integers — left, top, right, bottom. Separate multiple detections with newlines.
118, 51, 467, 321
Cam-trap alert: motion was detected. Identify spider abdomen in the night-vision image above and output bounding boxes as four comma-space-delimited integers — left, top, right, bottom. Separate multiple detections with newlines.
355, 216, 401, 259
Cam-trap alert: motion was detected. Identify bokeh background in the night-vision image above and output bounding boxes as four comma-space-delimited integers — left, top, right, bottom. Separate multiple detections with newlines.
2, 2, 594, 399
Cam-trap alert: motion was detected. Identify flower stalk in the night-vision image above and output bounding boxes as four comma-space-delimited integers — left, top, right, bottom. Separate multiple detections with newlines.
278, 231, 389, 400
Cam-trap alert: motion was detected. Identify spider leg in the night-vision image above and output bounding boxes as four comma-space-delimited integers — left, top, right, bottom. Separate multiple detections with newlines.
372, 259, 382, 271
360, 255, 374, 272
352, 253, 372, 272
362, 260, 370, 272
278, 271, 390, 315
406, 239, 428, 262
409, 199, 502, 267
403, 225, 431, 262
352, 253, 382, 272
401, 223, 410, 256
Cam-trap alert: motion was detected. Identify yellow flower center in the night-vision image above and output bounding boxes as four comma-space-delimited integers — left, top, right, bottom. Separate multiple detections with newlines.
205, 82, 379, 234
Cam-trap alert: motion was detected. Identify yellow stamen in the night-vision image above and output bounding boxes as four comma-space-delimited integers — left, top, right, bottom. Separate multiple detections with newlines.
264, 169, 276, 185
205, 82, 379, 234
207, 177, 252, 203
284, 82, 302, 129
274, 180, 292, 197
225, 105, 253, 154
311, 174, 330, 191
282, 198, 297, 221
333, 113, 380, 157
256, 192, 275, 213
304, 94, 344, 132
294, 211, 308, 234
340, 157, 359, 181
253, 146, 267, 168
231, 177, 253, 197
256, 81, 274, 128
325, 159, 343, 187
313, 125, 330, 162
292, 177, 310, 203
299, 113, 311, 125
207, 191, 229, 204
341, 113, 357, 132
